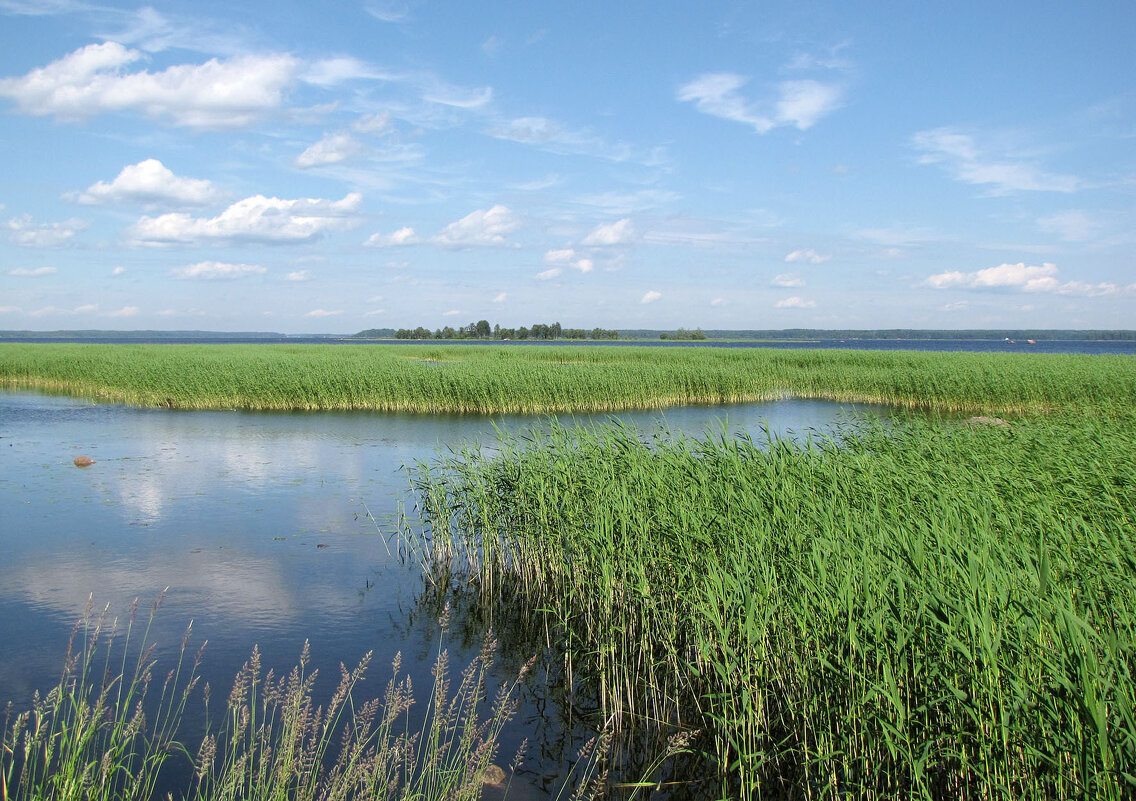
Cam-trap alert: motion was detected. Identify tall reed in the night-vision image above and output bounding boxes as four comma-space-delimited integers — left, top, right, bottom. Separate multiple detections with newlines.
409, 412, 1136, 799
2, 343, 1133, 415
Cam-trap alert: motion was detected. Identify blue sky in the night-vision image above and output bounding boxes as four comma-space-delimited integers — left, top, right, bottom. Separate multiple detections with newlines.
1, 0, 1133, 333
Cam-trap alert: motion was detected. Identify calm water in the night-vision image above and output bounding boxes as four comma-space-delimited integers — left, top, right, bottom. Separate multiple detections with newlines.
0, 392, 883, 793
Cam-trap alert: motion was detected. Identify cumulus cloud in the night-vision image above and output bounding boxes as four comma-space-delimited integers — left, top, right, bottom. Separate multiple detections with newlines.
676, 73, 842, 133
925, 262, 1119, 296
173, 261, 266, 279
108, 305, 139, 317
772, 273, 804, 287
536, 267, 561, 280
776, 296, 816, 308
8, 266, 57, 276
640, 290, 661, 304
492, 292, 507, 303
131, 192, 362, 245
6, 215, 87, 247
785, 248, 830, 264
442, 309, 461, 316
912, 128, 1081, 194
295, 132, 362, 168
544, 248, 593, 272
434, 205, 518, 248
582, 218, 635, 246
74, 159, 220, 206
305, 308, 343, 317
284, 270, 310, 281
365, 226, 418, 247
0, 42, 299, 129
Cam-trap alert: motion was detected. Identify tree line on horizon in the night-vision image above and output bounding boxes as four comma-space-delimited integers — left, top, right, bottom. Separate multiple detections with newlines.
384, 320, 620, 341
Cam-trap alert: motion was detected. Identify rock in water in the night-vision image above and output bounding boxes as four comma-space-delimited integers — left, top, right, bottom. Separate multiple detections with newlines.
73, 455, 95, 467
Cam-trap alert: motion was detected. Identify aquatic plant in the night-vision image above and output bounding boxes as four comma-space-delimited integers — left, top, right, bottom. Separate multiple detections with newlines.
409, 412, 1136, 799
1, 343, 1133, 415
1, 597, 530, 801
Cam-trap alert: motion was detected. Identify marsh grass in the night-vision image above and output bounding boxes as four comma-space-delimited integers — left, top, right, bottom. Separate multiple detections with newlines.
2, 597, 531, 801
409, 413, 1136, 799
2, 343, 1133, 415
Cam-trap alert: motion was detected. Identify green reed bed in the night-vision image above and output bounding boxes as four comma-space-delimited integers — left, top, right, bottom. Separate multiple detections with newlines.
2, 343, 1134, 414
2, 596, 531, 801
409, 412, 1136, 799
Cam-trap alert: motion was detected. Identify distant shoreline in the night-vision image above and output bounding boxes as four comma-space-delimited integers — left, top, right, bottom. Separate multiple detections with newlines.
2, 328, 1134, 343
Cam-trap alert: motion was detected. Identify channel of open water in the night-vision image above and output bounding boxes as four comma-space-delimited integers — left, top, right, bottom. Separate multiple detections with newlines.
0, 391, 887, 796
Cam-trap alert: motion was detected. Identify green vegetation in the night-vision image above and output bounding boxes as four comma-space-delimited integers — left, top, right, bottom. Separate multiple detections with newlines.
386, 320, 619, 341
410, 412, 1136, 799
2, 343, 1134, 415
658, 327, 707, 340
1, 597, 531, 801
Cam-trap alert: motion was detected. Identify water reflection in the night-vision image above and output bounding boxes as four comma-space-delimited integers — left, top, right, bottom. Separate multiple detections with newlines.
0, 390, 886, 795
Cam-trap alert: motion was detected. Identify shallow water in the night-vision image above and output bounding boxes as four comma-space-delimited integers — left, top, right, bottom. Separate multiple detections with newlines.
0, 390, 885, 795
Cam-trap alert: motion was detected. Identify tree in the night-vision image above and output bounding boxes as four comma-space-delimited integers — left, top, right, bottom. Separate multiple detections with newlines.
475, 319, 491, 338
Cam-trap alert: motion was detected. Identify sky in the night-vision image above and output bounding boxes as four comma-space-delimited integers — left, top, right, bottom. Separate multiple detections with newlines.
0, 1, 1133, 333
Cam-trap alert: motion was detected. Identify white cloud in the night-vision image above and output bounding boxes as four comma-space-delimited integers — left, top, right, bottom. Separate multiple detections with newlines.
775, 80, 844, 130
492, 292, 507, 303
676, 72, 842, 133
776, 296, 816, 308
8, 266, 57, 276
112, 266, 126, 275
710, 297, 725, 306
925, 262, 1119, 296
536, 267, 561, 280
108, 305, 139, 317
352, 111, 391, 134
284, 270, 310, 281
544, 248, 576, 264
434, 205, 518, 248
640, 290, 661, 304
582, 218, 635, 246
173, 261, 267, 280
365, 226, 418, 247
442, 309, 461, 316
0, 42, 299, 129
912, 128, 1081, 194
131, 192, 362, 245
301, 57, 383, 87
74, 159, 220, 206
295, 132, 362, 168
544, 248, 593, 273
305, 308, 342, 317
424, 84, 492, 109
485, 116, 632, 161
772, 273, 804, 287
363, 308, 386, 316
785, 248, 830, 264
1037, 210, 1101, 242
6, 215, 87, 247
73, 303, 96, 313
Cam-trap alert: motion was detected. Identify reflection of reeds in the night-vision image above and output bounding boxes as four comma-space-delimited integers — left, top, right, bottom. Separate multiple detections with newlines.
2, 343, 1134, 415
410, 413, 1136, 799
2, 598, 529, 801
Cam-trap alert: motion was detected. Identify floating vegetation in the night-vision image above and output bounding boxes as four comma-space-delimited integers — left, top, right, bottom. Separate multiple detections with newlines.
409, 412, 1136, 799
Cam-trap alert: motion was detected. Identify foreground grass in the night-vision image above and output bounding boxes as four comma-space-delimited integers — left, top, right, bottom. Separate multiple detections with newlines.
2, 343, 1135, 415
411, 411, 1136, 799
1, 597, 533, 801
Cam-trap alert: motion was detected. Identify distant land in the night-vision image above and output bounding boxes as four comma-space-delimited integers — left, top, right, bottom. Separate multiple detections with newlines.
1, 328, 1134, 342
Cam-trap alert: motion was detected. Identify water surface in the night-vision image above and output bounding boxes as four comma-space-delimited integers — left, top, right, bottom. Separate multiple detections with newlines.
0, 391, 885, 793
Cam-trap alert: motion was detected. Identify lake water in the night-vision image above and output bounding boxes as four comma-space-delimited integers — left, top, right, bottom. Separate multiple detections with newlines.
0, 391, 886, 794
